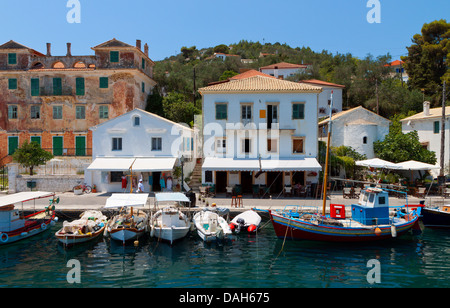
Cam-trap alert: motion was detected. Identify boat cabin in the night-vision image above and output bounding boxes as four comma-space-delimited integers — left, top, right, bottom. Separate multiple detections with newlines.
0, 205, 25, 232
351, 187, 390, 225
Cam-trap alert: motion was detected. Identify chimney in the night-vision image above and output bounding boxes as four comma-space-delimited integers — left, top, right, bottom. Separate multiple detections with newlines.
136, 39, 141, 50
66, 42, 72, 56
423, 101, 431, 116
46, 43, 51, 56
144, 43, 149, 56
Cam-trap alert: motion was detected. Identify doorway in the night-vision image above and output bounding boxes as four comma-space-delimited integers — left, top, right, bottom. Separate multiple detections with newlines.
215, 171, 227, 193
240, 171, 253, 194
152, 172, 161, 192
267, 172, 283, 195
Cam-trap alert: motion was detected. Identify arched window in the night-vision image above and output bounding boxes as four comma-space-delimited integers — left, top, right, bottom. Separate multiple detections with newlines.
52, 61, 65, 69
73, 61, 86, 68
363, 136, 368, 144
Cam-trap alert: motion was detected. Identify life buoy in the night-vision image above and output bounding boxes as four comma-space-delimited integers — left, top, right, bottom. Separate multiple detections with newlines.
41, 223, 47, 230
0, 233, 8, 243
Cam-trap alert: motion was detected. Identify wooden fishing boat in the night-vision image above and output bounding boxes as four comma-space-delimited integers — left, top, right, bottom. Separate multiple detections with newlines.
149, 193, 191, 245
0, 191, 58, 245
421, 205, 450, 228
229, 210, 261, 233
193, 209, 233, 243
265, 91, 421, 243
104, 194, 149, 244
55, 210, 108, 246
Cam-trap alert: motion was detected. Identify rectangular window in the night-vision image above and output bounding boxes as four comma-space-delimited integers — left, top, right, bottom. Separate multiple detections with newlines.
151, 137, 162, 151
243, 138, 251, 154
292, 138, 305, 154
8, 53, 17, 65
112, 137, 122, 151
434, 121, 440, 134
99, 77, 108, 89
53, 106, 63, 119
292, 103, 305, 119
8, 78, 17, 90
30, 105, 40, 119
31, 78, 39, 96
110, 51, 119, 63
76, 106, 85, 119
99, 105, 109, 119
267, 139, 278, 153
30, 136, 41, 147
142, 58, 146, 69
8, 136, 19, 155
215, 138, 226, 153
141, 82, 145, 93
215, 103, 227, 120
76, 77, 85, 96
241, 105, 252, 122
53, 78, 62, 95
8, 105, 17, 119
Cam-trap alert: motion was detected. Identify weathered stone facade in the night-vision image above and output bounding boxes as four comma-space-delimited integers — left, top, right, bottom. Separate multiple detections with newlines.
0, 39, 156, 162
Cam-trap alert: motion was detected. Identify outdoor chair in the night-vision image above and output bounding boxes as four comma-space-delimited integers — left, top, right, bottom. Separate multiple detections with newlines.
226, 186, 233, 197
343, 187, 352, 199
353, 187, 361, 198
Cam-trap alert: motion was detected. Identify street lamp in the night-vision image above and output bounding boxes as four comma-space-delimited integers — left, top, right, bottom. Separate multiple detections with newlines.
180, 155, 185, 192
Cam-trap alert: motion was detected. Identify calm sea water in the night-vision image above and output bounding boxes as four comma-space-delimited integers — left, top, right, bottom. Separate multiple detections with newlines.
0, 218, 449, 289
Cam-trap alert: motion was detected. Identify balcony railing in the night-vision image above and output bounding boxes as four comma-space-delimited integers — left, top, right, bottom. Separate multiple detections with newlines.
41, 148, 92, 157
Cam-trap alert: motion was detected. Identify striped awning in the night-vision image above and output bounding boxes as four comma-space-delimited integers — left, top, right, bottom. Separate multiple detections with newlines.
87, 157, 177, 172
202, 157, 322, 172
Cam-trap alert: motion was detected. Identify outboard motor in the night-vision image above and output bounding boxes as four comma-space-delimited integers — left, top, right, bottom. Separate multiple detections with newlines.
236, 218, 245, 233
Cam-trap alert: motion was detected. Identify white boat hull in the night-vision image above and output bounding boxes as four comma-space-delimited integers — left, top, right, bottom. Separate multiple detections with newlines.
150, 207, 191, 244
56, 226, 105, 246
230, 210, 261, 233
193, 211, 233, 243
151, 226, 190, 244
109, 228, 145, 243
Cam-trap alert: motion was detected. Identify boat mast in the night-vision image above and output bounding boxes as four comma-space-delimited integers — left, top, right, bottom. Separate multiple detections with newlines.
322, 91, 333, 216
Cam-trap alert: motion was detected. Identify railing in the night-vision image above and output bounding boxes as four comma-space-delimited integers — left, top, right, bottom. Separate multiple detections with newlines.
41, 148, 92, 157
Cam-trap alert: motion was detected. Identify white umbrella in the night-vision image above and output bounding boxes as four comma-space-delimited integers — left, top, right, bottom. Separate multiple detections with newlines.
355, 158, 401, 169
395, 160, 440, 171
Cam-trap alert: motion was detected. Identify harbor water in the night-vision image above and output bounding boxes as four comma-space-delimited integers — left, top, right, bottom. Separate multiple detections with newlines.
0, 218, 449, 288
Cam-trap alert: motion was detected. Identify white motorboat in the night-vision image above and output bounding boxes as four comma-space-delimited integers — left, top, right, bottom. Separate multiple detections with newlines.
229, 210, 261, 233
104, 193, 149, 244
193, 209, 233, 243
149, 193, 191, 245
55, 210, 107, 246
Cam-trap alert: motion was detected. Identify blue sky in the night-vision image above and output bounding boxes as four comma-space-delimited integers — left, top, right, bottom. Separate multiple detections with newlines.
1, 0, 448, 61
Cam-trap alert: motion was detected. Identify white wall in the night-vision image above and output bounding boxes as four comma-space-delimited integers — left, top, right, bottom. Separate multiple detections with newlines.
318, 88, 343, 117
261, 68, 305, 79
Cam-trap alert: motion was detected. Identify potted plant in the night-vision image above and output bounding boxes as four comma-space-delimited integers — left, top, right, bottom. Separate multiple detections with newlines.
73, 185, 83, 195
92, 184, 97, 193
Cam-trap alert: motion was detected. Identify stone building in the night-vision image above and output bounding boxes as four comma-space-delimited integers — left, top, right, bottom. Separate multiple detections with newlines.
0, 38, 156, 165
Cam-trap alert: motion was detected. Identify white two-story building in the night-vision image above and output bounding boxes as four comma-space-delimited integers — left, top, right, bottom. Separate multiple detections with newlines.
85, 108, 196, 193
198, 75, 323, 195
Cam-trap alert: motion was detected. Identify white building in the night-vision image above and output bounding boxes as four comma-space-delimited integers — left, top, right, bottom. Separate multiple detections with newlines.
198, 75, 323, 195
259, 62, 309, 80
401, 101, 450, 176
318, 106, 390, 159
298, 79, 345, 117
86, 108, 196, 193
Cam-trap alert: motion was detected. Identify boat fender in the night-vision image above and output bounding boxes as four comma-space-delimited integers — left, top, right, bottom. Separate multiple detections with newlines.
0, 233, 8, 243
374, 227, 382, 236
248, 224, 257, 232
41, 223, 47, 230
229, 223, 235, 231
391, 225, 397, 238
54, 217, 59, 222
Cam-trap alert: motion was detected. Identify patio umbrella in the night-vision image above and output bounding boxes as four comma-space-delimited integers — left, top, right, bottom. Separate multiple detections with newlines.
355, 158, 401, 169
395, 160, 440, 171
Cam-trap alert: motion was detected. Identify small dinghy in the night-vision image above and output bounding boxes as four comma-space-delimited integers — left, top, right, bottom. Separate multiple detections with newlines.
229, 210, 261, 233
55, 210, 107, 246
193, 209, 233, 243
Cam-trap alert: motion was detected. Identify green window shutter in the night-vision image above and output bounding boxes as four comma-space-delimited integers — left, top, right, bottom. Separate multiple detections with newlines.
8, 136, 19, 155
8, 105, 17, 119
216, 104, 227, 120
293, 103, 305, 119
31, 78, 39, 96
8, 78, 17, 90
142, 58, 145, 69
75, 136, 86, 156
99, 77, 108, 88
76, 77, 85, 96
53, 78, 62, 95
99, 105, 109, 119
434, 121, 440, 134
30, 136, 41, 147
8, 53, 17, 65
141, 82, 145, 93
76, 106, 85, 119
110, 51, 119, 63
53, 136, 63, 156
53, 106, 62, 119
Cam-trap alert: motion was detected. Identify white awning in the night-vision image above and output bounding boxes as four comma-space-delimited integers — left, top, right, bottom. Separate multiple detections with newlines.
104, 193, 149, 208
155, 192, 190, 203
0, 191, 55, 208
202, 157, 322, 172
87, 157, 177, 172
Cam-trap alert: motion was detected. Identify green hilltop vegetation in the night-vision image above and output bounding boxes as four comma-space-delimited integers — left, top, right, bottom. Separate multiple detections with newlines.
147, 19, 449, 128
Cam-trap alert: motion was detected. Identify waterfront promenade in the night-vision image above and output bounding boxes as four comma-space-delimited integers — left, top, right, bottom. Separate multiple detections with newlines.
15, 190, 443, 214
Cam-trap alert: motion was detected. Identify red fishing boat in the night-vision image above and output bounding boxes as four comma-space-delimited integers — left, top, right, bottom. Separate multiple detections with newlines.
0, 191, 58, 245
